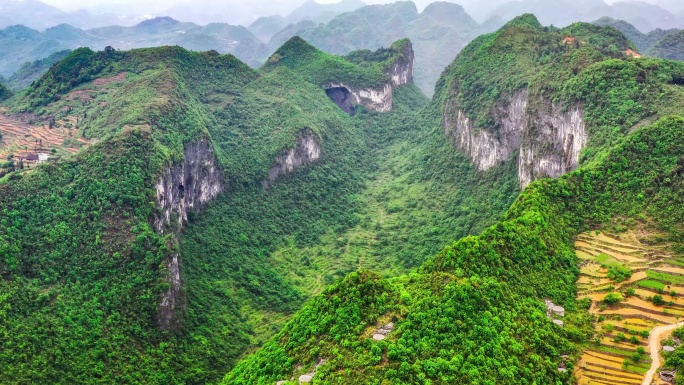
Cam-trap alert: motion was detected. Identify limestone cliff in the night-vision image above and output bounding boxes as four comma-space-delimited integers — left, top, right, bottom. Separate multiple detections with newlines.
325, 40, 414, 114
264, 129, 322, 188
443, 89, 587, 189
153, 137, 223, 331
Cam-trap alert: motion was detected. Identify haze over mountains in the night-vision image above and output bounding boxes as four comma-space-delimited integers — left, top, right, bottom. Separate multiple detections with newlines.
4, 0, 684, 97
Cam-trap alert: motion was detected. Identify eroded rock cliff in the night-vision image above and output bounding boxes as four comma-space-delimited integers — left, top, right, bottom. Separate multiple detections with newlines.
154, 137, 223, 331
443, 89, 587, 189
264, 129, 322, 188
325, 40, 414, 114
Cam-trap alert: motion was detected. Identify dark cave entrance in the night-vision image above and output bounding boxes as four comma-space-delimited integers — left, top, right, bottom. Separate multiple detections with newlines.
325, 87, 356, 116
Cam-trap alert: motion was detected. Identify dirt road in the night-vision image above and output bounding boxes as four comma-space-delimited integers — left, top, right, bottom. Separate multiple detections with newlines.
642, 321, 684, 385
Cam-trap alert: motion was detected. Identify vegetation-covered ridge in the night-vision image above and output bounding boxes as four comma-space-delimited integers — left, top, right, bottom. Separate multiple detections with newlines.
264, 36, 412, 89
435, 13, 637, 132
225, 112, 684, 384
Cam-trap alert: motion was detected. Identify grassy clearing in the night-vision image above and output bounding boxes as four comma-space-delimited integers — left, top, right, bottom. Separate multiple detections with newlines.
636, 280, 666, 291
646, 270, 684, 285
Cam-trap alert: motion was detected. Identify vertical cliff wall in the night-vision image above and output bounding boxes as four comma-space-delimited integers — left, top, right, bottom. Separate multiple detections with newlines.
264, 129, 322, 188
153, 137, 224, 331
443, 89, 587, 189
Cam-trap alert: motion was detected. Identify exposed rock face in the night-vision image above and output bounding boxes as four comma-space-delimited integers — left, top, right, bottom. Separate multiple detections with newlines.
444, 90, 526, 170
324, 40, 414, 113
264, 130, 322, 188
443, 89, 587, 189
518, 104, 586, 189
154, 137, 223, 331
326, 82, 393, 113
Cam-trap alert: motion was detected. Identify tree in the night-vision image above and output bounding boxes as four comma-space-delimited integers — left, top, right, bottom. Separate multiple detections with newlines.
604, 293, 623, 305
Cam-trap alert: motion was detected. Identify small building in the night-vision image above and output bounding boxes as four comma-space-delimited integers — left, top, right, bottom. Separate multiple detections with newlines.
552, 306, 565, 317
664, 346, 676, 352
660, 370, 676, 383
298, 374, 313, 383
553, 319, 564, 327
25, 153, 39, 162
38, 153, 49, 163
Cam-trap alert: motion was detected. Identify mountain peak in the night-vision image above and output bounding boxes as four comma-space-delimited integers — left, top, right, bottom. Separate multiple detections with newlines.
503, 13, 544, 30
135, 16, 180, 29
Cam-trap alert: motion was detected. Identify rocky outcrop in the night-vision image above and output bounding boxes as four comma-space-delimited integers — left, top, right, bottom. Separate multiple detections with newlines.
324, 40, 414, 114
154, 137, 223, 331
518, 104, 586, 189
444, 91, 526, 170
154, 138, 223, 233
326, 82, 394, 113
264, 130, 322, 188
443, 89, 587, 189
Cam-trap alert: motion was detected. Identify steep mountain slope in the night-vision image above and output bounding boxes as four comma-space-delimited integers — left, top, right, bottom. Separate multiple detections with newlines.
267, 1, 487, 97
225, 15, 684, 384
438, 14, 684, 188
0, 17, 268, 80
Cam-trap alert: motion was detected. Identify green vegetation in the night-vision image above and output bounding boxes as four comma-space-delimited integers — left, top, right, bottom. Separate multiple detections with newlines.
604, 292, 624, 305
637, 279, 666, 291
646, 270, 684, 285
0, 36, 522, 384
263, 36, 396, 89
3, 12, 684, 385
227, 109, 684, 383
267, 1, 485, 96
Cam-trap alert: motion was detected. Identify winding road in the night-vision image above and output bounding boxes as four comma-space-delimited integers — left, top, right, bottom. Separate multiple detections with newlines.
642, 321, 684, 385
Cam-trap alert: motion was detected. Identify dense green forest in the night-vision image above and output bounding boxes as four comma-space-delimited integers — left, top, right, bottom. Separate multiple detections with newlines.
2, 11, 684, 385
0, 34, 521, 383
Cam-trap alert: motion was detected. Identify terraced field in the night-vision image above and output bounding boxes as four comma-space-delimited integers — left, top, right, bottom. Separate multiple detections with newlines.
0, 110, 90, 160
574, 228, 684, 385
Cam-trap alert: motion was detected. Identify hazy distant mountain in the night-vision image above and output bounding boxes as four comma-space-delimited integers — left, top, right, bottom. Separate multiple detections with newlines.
0, 0, 142, 30
485, 0, 680, 31
0, 17, 268, 80
267, 1, 487, 96
647, 29, 684, 60
594, 16, 679, 52
5, 49, 71, 91
248, 16, 287, 43
656, 0, 684, 14
285, 0, 366, 24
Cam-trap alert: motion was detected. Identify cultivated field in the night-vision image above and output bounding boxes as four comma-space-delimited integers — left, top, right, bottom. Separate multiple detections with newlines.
0, 110, 90, 160
574, 227, 684, 385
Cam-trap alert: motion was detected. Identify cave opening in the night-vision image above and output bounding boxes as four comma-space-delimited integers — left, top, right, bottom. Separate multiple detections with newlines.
325, 87, 356, 116
178, 184, 185, 198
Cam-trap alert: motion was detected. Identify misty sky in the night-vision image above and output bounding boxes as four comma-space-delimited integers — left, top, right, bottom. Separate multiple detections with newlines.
37, 0, 647, 13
